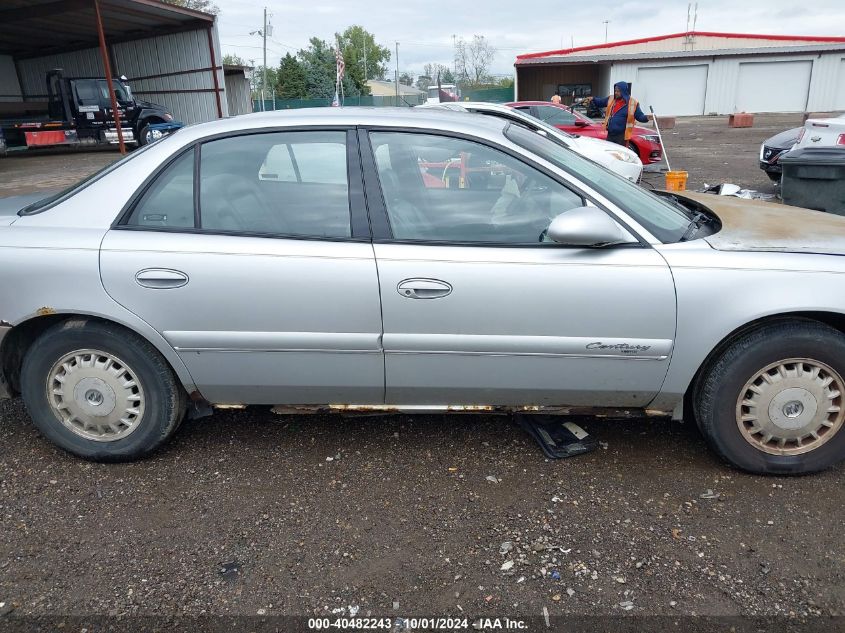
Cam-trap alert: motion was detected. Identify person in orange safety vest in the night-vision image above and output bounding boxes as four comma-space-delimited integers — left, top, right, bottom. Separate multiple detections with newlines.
586, 81, 649, 147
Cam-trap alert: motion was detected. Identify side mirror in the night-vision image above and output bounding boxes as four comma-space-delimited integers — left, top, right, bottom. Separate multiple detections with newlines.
574, 120, 588, 127
547, 207, 634, 247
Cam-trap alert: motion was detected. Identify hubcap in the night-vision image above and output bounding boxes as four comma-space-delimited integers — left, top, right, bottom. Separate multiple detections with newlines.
46, 349, 145, 442
736, 358, 845, 455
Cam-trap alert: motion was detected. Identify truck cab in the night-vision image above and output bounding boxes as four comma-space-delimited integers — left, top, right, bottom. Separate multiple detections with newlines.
426, 83, 460, 104
0, 69, 179, 155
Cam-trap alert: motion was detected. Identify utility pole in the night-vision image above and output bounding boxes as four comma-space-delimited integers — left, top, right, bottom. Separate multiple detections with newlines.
262, 7, 267, 110
395, 41, 399, 100
452, 34, 457, 77
250, 9, 270, 111
603, 20, 610, 43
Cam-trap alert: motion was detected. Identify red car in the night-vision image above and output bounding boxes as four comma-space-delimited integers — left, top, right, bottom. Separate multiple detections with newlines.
506, 101, 663, 165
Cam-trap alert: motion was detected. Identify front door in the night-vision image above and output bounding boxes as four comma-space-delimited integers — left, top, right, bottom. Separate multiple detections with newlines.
100, 129, 384, 405
362, 129, 676, 407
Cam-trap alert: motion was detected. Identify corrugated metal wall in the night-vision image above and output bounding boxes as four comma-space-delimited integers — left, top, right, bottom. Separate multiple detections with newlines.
17, 47, 104, 97
224, 71, 252, 117
522, 51, 845, 115
0, 55, 22, 102
14, 26, 227, 123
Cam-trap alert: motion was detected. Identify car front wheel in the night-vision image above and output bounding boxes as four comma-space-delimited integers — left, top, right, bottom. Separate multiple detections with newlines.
694, 320, 845, 474
21, 319, 186, 462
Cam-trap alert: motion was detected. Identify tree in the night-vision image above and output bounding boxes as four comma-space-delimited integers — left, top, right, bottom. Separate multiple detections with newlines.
454, 35, 496, 86
399, 73, 413, 86
298, 37, 361, 100
424, 63, 452, 84
416, 75, 432, 91
222, 53, 245, 66
162, 0, 219, 14
252, 65, 278, 100
276, 53, 307, 99
335, 26, 391, 94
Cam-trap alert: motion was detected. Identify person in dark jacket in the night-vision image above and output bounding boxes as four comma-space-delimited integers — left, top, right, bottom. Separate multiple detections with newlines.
587, 81, 649, 147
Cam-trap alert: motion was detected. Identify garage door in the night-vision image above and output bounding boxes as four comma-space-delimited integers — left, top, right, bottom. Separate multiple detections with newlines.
636, 65, 708, 116
836, 59, 845, 110
736, 61, 812, 113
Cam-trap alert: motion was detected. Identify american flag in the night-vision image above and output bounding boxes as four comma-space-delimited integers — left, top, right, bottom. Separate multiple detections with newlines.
335, 43, 345, 83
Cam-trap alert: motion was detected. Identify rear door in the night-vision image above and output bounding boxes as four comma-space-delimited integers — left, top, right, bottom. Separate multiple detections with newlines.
100, 128, 384, 405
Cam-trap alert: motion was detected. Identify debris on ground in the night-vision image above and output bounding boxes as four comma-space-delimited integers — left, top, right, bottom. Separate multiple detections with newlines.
701, 182, 775, 200
516, 415, 598, 459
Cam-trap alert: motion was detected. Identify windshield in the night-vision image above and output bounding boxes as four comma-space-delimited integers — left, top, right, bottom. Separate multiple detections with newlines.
505, 124, 691, 242
20, 142, 157, 215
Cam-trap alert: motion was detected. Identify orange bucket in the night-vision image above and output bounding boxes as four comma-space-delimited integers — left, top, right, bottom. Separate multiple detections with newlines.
665, 170, 688, 191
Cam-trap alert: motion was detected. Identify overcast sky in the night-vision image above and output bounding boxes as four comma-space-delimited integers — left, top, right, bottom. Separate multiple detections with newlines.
215, 0, 845, 77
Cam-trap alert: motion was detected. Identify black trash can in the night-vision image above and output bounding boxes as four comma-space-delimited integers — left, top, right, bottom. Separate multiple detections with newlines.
780, 146, 845, 215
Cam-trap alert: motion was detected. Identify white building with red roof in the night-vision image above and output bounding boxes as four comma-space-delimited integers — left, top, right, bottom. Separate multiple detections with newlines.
514, 31, 845, 116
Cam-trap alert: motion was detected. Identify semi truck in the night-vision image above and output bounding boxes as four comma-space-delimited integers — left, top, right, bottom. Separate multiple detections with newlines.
0, 69, 180, 157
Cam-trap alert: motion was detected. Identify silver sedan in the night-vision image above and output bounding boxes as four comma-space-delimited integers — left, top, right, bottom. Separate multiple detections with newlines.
1, 108, 844, 474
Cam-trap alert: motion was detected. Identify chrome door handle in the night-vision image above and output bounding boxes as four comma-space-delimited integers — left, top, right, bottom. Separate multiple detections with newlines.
135, 268, 189, 289
397, 278, 452, 299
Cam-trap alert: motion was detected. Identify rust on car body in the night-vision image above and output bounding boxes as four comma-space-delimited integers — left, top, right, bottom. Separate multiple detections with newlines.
267, 403, 673, 418
677, 191, 845, 255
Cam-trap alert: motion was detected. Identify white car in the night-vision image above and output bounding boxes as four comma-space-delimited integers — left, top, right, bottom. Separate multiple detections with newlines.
418, 101, 643, 181
792, 113, 845, 150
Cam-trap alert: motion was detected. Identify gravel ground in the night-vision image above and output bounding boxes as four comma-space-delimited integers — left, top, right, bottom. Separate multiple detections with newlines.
0, 146, 120, 199
638, 112, 805, 195
1, 113, 844, 628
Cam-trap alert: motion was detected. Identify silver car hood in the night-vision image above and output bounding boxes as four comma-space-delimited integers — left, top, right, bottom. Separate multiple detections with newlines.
676, 191, 845, 255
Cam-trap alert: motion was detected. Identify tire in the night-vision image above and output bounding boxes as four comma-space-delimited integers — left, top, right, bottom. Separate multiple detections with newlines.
694, 320, 845, 475
137, 123, 151, 146
20, 319, 186, 462
137, 122, 166, 146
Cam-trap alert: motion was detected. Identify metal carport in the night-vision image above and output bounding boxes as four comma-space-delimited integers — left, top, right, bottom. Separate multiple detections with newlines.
0, 0, 225, 153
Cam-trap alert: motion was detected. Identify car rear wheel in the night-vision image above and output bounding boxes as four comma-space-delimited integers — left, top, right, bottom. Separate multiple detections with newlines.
694, 320, 845, 474
21, 319, 186, 462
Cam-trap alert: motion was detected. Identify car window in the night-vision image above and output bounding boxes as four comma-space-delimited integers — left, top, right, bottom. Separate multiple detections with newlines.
369, 131, 584, 244
200, 131, 351, 238
97, 80, 131, 103
505, 124, 690, 242
534, 105, 576, 126
73, 81, 100, 107
124, 149, 196, 228
259, 142, 347, 184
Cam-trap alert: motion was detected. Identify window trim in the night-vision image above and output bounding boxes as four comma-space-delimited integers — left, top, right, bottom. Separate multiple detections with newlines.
359, 126, 649, 249
114, 125, 371, 243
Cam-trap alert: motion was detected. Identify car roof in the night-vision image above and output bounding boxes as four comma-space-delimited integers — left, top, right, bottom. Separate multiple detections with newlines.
171, 106, 509, 145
